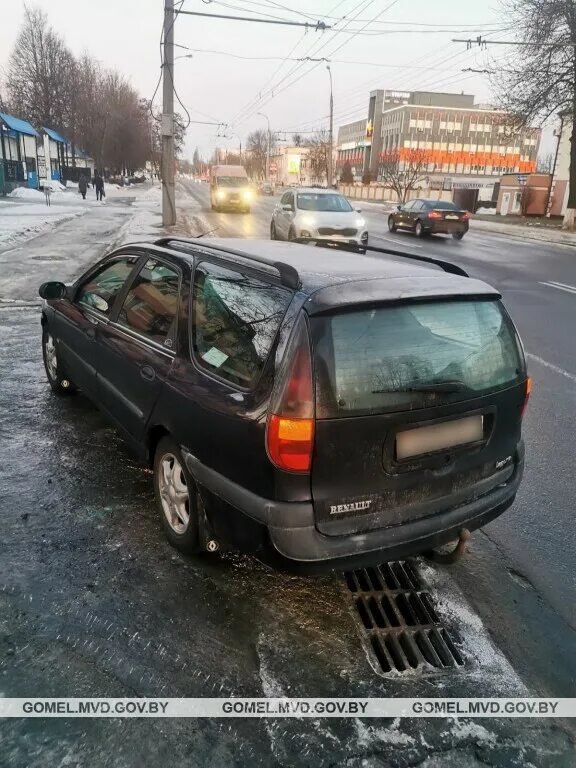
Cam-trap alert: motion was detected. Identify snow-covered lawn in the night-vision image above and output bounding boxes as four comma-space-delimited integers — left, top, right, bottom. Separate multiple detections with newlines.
0, 199, 87, 248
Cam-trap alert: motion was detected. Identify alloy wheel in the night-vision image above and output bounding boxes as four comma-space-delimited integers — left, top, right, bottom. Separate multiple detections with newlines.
158, 452, 190, 534
44, 334, 58, 381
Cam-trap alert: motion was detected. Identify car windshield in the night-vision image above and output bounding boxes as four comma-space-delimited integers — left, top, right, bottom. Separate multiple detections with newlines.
312, 299, 524, 417
216, 177, 247, 187
297, 193, 353, 212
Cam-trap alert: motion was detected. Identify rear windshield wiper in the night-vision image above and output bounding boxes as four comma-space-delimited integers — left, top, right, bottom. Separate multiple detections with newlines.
372, 380, 468, 394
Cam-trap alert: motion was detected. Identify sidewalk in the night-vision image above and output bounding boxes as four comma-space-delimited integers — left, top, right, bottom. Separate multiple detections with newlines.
470, 216, 576, 247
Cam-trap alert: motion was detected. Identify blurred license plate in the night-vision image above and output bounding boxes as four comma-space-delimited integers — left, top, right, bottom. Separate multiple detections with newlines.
396, 415, 483, 460
445, 214, 459, 220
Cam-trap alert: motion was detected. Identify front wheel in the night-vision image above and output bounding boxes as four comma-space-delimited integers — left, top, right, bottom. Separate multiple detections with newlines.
154, 437, 203, 555
42, 329, 76, 395
388, 216, 397, 232
288, 226, 296, 241
452, 232, 465, 240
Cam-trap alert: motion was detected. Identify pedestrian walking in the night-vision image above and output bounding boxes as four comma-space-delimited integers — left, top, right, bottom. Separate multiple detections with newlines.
94, 172, 105, 202
43, 185, 51, 207
78, 174, 88, 200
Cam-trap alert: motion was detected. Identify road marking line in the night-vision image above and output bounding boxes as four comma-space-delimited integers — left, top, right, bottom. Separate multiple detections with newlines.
526, 353, 576, 383
539, 281, 576, 295
546, 280, 576, 291
371, 234, 423, 249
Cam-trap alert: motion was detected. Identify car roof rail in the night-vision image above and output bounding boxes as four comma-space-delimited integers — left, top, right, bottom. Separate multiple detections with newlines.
295, 238, 468, 278
154, 237, 301, 289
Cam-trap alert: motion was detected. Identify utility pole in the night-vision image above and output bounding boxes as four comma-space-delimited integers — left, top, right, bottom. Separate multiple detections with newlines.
258, 112, 271, 181
162, 0, 176, 227
327, 64, 333, 188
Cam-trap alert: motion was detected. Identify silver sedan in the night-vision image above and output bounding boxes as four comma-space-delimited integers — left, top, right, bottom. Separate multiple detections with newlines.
270, 188, 369, 251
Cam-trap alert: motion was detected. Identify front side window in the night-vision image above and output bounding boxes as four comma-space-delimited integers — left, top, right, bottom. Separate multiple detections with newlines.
297, 193, 353, 212
117, 258, 180, 346
76, 257, 138, 316
313, 300, 525, 418
192, 262, 292, 387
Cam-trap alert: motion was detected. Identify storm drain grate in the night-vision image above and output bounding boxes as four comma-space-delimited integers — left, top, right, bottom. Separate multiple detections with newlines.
344, 561, 464, 675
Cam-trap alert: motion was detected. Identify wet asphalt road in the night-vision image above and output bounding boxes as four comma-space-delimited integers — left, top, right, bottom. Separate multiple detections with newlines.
0, 187, 575, 767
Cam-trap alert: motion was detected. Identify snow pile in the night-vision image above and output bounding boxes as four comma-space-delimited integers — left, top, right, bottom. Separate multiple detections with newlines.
8, 187, 46, 201
476, 206, 497, 215
0, 202, 87, 247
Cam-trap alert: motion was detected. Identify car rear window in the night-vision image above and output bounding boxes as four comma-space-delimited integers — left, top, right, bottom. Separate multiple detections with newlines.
425, 201, 459, 210
312, 300, 525, 417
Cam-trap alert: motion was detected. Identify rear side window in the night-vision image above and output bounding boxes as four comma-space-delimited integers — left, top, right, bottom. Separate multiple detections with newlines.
117, 258, 180, 347
312, 300, 525, 417
425, 200, 460, 210
192, 262, 292, 387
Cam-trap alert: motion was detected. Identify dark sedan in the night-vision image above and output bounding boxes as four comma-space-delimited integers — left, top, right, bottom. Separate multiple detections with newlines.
388, 199, 469, 240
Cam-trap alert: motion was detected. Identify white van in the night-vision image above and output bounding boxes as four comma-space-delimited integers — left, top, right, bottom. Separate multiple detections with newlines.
210, 165, 252, 213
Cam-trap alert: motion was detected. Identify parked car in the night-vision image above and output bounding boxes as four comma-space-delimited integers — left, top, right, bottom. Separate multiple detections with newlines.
259, 182, 274, 196
39, 238, 529, 572
270, 188, 369, 251
388, 199, 469, 239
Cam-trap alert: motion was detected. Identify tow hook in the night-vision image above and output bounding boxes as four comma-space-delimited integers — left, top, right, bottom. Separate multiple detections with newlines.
425, 528, 471, 565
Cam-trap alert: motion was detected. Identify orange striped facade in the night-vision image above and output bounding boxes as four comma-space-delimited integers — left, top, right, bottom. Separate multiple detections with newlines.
337, 149, 536, 173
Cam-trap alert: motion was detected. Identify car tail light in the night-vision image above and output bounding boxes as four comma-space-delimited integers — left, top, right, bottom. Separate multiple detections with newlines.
427, 210, 443, 219
266, 315, 315, 472
462, 211, 470, 220
520, 376, 531, 418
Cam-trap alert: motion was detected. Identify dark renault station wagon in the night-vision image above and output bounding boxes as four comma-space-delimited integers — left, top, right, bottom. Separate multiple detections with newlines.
39, 238, 529, 571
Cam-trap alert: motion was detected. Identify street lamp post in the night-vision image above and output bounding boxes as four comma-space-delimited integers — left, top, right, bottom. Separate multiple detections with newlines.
257, 111, 271, 181
327, 64, 333, 188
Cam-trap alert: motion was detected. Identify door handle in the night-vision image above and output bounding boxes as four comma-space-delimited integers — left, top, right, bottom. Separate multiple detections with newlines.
85, 327, 96, 341
140, 365, 156, 382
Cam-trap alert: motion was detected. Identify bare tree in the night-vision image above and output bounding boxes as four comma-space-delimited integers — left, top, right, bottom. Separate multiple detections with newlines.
537, 151, 555, 173
379, 149, 431, 203
246, 129, 273, 179
304, 130, 331, 184
490, 0, 576, 227
7, 5, 73, 131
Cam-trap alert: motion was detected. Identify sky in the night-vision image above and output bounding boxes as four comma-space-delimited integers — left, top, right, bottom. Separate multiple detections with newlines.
0, 0, 555, 160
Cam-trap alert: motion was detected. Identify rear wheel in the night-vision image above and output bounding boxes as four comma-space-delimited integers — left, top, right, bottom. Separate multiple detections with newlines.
154, 436, 203, 555
452, 232, 465, 240
415, 220, 425, 238
388, 216, 397, 232
42, 329, 76, 395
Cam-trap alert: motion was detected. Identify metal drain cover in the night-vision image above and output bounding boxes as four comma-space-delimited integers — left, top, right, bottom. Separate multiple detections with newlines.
345, 561, 464, 675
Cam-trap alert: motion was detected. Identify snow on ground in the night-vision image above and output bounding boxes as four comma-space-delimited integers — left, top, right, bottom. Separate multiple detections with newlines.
0, 183, 162, 250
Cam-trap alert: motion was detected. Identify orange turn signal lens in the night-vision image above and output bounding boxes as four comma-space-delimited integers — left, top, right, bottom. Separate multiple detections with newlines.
521, 376, 531, 417
267, 415, 314, 472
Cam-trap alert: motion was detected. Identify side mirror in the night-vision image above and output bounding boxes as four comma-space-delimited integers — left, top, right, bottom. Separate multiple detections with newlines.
282, 204, 293, 212
397, 204, 402, 210
356, 208, 362, 213
39, 281, 67, 300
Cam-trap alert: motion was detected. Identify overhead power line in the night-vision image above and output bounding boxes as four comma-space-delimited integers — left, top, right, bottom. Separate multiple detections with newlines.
177, 8, 330, 29
453, 35, 576, 48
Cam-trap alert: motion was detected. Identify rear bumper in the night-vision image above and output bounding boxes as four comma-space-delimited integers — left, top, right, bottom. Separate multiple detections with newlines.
426, 221, 469, 235
183, 443, 524, 570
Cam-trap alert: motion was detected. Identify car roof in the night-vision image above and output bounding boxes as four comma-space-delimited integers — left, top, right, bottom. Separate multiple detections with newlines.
141, 238, 499, 312
293, 187, 341, 195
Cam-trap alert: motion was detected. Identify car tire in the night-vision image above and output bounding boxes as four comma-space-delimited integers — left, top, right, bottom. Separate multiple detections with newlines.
388, 216, 397, 232
154, 436, 203, 556
270, 221, 277, 240
415, 221, 425, 238
42, 329, 76, 395
452, 232, 465, 240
